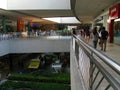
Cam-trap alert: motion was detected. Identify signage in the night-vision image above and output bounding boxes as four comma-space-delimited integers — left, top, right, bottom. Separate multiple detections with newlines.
109, 3, 120, 19
28, 61, 40, 69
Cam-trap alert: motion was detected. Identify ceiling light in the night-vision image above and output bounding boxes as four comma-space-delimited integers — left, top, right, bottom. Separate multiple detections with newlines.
115, 18, 120, 22
43, 17, 80, 23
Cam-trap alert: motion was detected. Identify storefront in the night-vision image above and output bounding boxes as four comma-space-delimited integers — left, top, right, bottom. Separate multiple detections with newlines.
109, 3, 120, 45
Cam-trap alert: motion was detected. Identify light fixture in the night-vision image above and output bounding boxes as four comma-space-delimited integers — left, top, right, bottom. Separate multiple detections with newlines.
43, 17, 80, 24
114, 18, 120, 22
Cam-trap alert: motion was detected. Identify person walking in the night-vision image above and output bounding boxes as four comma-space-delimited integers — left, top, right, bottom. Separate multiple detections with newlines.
98, 26, 102, 47
100, 27, 108, 52
72, 28, 76, 35
84, 26, 90, 43
92, 27, 99, 49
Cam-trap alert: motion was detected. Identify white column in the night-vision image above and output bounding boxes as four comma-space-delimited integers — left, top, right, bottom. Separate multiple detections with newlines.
103, 14, 109, 30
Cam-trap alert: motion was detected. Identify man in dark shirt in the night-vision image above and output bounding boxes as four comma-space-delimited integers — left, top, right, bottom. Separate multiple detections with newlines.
72, 28, 76, 35
101, 27, 108, 51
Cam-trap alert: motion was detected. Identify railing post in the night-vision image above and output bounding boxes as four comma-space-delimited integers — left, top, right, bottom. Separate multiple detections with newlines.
88, 51, 94, 90
89, 61, 93, 90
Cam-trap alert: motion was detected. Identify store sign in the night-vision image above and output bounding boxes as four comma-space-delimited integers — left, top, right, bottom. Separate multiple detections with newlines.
109, 3, 120, 19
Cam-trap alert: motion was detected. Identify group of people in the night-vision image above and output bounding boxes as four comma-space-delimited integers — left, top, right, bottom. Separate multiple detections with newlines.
71, 26, 109, 51
92, 26, 108, 51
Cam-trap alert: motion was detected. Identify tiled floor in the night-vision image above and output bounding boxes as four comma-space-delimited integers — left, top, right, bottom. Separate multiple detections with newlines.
79, 35, 120, 64
92, 41, 120, 64
102, 43, 120, 64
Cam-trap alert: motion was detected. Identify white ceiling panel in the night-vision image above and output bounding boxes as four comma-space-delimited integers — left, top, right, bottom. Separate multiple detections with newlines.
0, 0, 7, 9
7, 0, 71, 10
75, 0, 120, 23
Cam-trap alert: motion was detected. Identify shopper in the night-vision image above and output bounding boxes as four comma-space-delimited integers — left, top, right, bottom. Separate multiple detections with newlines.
98, 26, 102, 47
92, 27, 99, 49
84, 26, 90, 43
101, 27, 108, 52
72, 28, 76, 35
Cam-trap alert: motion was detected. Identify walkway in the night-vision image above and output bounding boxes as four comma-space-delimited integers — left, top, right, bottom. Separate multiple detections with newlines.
89, 40, 120, 64
102, 43, 120, 64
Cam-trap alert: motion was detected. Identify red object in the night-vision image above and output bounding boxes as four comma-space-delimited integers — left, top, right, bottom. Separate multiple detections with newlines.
108, 20, 114, 43
17, 20, 21, 32
109, 3, 120, 43
109, 3, 120, 19
17, 20, 25, 32
30, 22, 34, 27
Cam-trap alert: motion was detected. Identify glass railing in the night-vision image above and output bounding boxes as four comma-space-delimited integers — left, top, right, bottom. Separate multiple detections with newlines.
0, 31, 72, 40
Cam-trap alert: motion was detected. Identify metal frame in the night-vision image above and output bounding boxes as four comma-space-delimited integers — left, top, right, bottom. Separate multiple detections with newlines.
73, 35, 120, 90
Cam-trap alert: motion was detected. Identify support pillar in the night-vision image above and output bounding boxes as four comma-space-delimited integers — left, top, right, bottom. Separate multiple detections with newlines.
17, 20, 25, 32
103, 15, 109, 30
17, 20, 21, 32
109, 20, 114, 43
1, 16, 6, 33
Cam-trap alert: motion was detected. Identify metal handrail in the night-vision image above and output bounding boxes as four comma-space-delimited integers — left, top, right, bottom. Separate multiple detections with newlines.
73, 35, 120, 75
78, 42, 120, 89
72, 35, 120, 90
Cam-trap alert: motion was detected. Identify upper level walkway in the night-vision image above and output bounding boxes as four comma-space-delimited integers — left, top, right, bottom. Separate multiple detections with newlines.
89, 39, 120, 64
77, 34, 120, 64
1, 32, 119, 60
102, 43, 120, 64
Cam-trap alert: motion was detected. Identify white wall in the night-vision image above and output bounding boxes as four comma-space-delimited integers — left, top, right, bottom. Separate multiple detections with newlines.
9, 38, 71, 53
0, 37, 70, 56
0, 0, 7, 9
0, 40, 9, 56
7, 0, 70, 10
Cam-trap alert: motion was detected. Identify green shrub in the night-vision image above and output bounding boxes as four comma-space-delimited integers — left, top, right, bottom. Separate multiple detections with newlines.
8, 73, 70, 84
0, 81, 70, 90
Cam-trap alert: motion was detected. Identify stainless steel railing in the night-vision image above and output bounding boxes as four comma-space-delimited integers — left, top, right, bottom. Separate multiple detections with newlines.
72, 35, 120, 90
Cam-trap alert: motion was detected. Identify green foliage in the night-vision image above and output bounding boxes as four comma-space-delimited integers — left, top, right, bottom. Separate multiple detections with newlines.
3, 65, 70, 90
8, 73, 70, 84
0, 81, 70, 90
